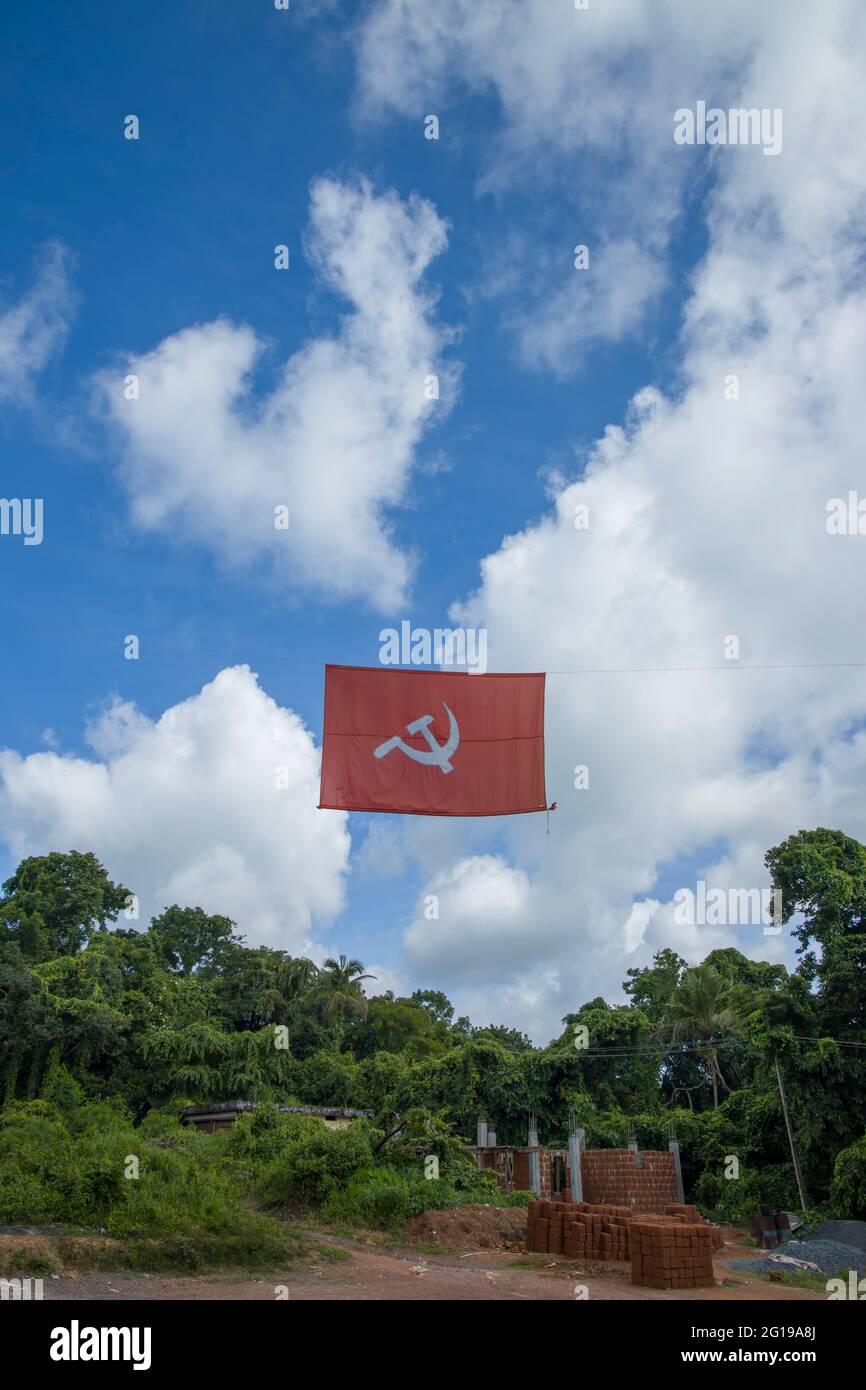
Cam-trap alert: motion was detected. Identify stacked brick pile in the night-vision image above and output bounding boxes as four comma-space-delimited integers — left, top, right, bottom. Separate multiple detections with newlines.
663, 1204, 725, 1250
631, 1207, 724, 1248
665, 1202, 700, 1222
526, 1201, 633, 1259
563, 1204, 632, 1261
629, 1220, 717, 1290
526, 1199, 724, 1291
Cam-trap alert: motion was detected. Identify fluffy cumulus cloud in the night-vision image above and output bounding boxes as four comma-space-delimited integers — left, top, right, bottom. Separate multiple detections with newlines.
405, 855, 532, 979
0, 242, 76, 403
97, 177, 455, 611
393, 1, 866, 1040
355, 0, 861, 372
0, 667, 350, 950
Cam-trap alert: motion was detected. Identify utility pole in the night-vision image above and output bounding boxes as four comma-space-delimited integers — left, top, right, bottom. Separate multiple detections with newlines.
774, 1055, 808, 1213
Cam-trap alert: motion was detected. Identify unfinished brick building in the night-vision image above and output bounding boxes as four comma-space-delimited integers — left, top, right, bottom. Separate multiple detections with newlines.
476, 1142, 681, 1212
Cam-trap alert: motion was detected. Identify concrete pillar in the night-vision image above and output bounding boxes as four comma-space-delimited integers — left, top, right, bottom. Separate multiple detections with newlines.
487, 1129, 496, 1148
629, 1140, 643, 1169
568, 1128, 585, 1203
528, 1149, 541, 1197
669, 1139, 685, 1204
476, 1116, 488, 1170
527, 1114, 541, 1196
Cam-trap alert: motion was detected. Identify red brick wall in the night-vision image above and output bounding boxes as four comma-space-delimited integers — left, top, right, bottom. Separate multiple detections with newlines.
478, 1145, 676, 1210
579, 1148, 678, 1211
513, 1151, 530, 1190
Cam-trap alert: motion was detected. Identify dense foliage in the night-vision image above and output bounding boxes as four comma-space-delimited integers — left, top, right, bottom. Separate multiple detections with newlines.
1, 827, 865, 1240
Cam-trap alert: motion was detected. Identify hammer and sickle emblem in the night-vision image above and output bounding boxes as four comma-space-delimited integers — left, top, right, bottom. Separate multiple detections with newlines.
373, 702, 460, 775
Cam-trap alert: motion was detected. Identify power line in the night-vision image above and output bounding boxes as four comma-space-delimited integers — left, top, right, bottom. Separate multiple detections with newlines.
22, 626, 866, 678
570, 1034, 866, 1059
26, 627, 324, 668
547, 660, 866, 676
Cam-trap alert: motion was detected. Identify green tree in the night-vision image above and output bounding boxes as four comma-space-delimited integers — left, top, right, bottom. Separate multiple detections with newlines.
410, 989, 454, 1025
0, 851, 130, 961
471, 1023, 534, 1054
207, 945, 320, 1040
148, 906, 238, 976
350, 995, 449, 1060
766, 827, 866, 960
624, 948, 686, 1021
142, 1023, 296, 1102
312, 956, 376, 1052
766, 827, 866, 1031
552, 998, 658, 1119
660, 965, 737, 1109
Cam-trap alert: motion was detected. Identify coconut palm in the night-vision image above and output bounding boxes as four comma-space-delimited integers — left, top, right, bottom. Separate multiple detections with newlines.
312, 955, 377, 1051
660, 965, 737, 1109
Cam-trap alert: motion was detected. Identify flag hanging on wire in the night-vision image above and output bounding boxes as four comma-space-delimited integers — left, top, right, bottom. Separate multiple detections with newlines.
319, 665, 547, 817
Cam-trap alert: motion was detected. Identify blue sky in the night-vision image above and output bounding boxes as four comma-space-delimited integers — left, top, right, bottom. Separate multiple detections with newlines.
2, 4, 665, 741
2, 1, 864, 1040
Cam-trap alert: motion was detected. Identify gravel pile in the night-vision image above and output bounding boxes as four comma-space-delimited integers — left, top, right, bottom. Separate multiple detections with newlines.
729, 1238, 864, 1279
808, 1219, 866, 1251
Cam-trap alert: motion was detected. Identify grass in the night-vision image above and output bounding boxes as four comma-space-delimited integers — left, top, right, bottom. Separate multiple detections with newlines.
4, 1247, 56, 1275
754, 1266, 836, 1295
0, 1222, 346, 1277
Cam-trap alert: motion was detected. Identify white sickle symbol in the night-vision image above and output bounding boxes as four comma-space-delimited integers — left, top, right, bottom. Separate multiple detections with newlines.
373, 702, 460, 774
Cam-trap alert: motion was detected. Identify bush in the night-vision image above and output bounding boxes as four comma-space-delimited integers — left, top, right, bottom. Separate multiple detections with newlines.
0, 1101, 76, 1223
692, 1163, 799, 1224
323, 1166, 413, 1228
830, 1133, 866, 1219
0, 1098, 299, 1261
258, 1117, 374, 1208
322, 1160, 520, 1230
227, 1103, 292, 1164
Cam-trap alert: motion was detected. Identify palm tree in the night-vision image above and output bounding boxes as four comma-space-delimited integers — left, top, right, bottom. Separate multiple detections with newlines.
312, 955, 377, 1051
272, 956, 321, 1025
660, 965, 737, 1109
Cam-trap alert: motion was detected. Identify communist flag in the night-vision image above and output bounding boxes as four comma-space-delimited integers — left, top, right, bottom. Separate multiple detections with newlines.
319, 665, 547, 817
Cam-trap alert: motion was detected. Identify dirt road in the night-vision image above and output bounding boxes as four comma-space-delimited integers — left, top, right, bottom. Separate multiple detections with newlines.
34, 1237, 824, 1302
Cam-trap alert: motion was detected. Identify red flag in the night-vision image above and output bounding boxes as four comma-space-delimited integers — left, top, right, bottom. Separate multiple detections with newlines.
319, 665, 547, 817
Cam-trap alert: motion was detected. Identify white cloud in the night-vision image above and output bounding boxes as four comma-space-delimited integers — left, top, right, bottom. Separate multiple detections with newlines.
0, 666, 350, 951
354, 819, 407, 878
516, 239, 666, 375
405, 854, 532, 982
387, 1, 866, 1040
0, 243, 76, 403
96, 176, 456, 611
355, 0, 865, 372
